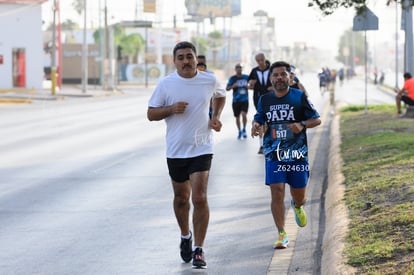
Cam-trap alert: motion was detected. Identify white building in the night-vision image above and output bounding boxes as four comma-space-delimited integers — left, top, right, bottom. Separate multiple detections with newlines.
0, 0, 47, 89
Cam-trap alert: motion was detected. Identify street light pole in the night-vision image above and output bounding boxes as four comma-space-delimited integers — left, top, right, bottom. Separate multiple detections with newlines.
395, 1, 399, 88
51, 0, 57, 95
98, 0, 103, 86
82, 0, 88, 93
254, 10, 268, 51
103, 0, 110, 90
403, 0, 414, 74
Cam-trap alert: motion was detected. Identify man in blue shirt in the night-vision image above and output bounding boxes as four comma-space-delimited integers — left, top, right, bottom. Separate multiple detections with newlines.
226, 63, 249, 139
251, 61, 321, 249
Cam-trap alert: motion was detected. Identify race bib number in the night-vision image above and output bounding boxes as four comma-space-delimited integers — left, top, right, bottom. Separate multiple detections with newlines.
270, 124, 294, 141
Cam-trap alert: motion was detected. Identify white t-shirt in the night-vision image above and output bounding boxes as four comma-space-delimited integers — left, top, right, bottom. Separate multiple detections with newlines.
148, 71, 226, 158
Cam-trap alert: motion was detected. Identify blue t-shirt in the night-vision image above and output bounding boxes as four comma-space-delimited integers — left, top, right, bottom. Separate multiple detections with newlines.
226, 74, 249, 103
253, 88, 320, 162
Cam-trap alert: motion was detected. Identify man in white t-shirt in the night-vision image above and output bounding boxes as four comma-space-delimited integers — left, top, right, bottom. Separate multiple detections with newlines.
147, 41, 226, 269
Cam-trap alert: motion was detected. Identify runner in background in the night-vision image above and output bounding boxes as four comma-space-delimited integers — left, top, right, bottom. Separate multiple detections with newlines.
248, 53, 272, 154
226, 63, 249, 139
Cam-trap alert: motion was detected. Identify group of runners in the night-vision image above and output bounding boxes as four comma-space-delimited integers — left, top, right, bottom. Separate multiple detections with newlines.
147, 41, 321, 269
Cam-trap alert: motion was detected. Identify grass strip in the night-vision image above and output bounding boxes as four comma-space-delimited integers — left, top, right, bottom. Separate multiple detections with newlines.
339, 104, 414, 274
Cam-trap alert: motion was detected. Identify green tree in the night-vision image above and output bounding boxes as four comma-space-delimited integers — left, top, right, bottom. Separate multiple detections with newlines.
72, 0, 84, 15
207, 31, 224, 67
336, 29, 365, 66
46, 19, 79, 31
93, 27, 145, 63
191, 37, 209, 56
308, 0, 413, 15
117, 31, 145, 63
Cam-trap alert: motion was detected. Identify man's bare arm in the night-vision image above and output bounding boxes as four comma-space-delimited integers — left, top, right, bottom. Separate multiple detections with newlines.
147, 101, 188, 121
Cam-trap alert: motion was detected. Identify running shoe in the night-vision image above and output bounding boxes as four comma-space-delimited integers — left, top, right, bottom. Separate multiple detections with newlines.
237, 130, 243, 140
180, 232, 192, 263
291, 200, 307, 227
273, 230, 289, 249
192, 247, 207, 269
242, 129, 247, 139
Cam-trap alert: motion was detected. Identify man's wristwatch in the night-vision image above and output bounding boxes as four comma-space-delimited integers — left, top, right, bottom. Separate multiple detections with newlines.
300, 121, 307, 129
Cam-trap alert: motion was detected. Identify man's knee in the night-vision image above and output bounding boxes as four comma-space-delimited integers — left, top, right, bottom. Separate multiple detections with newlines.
291, 186, 307, 203
293, 197, 307, 207
192, 193, 207, 208
175, 198, 189, 209
174, 191, 190, 205
270, 184, 285, 199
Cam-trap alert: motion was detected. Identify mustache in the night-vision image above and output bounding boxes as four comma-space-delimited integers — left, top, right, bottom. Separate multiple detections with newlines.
183, 64, 192, 69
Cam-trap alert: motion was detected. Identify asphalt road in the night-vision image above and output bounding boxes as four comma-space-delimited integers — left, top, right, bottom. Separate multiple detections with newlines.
0, 73, 394, 274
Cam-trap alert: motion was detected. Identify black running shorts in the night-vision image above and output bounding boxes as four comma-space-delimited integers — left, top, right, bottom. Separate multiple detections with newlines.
167, 154, 213, 183
232, 101, 248, 117
402, 95, 414, 106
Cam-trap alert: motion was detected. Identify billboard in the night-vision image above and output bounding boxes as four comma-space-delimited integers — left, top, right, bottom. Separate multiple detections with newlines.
185, 0, 241, 17
143, 0, 156, 13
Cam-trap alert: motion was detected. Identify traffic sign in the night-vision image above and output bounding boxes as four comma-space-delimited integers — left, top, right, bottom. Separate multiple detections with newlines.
353, 7, 378, 31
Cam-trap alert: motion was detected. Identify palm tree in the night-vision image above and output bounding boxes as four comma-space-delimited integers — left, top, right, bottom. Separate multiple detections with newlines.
191, 37, 209, 56
207, 31, 224, 67
115, 29, 145, 63
93, 27, 145, 63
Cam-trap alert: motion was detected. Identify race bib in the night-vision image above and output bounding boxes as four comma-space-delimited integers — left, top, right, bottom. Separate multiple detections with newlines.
270, 123, 294, 141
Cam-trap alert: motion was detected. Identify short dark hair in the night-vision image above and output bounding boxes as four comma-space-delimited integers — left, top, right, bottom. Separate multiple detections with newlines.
404, 72, 412, 79
173, 41, 197, 57
269, 61, 291, 73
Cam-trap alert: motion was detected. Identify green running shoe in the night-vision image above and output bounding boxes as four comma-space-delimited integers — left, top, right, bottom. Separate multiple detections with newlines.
273, 230, 289, 249
291, 200, 307, 227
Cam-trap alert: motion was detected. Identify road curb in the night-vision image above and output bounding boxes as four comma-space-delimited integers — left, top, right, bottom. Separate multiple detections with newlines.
322, 111, 357, 275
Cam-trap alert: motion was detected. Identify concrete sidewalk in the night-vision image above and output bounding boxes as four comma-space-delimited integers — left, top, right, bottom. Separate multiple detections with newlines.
36, 85, 123, 100
0, 81, 155, 103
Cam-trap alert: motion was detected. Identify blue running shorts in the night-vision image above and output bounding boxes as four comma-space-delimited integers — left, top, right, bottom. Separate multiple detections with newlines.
265, 160, 309, 188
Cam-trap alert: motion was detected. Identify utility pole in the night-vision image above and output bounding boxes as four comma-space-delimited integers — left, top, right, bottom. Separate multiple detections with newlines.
51, 0, 57, 95
57, 0, 62, 88
352, 6, 378, 114
103, 0, 110, 90
98, 0, 103, 86
402, 0, 414, 75
81, 0, 88, 93
395, 1, 399, 88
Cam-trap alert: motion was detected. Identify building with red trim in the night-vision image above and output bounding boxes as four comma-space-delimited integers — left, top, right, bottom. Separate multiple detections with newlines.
0, 0, 47, 89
